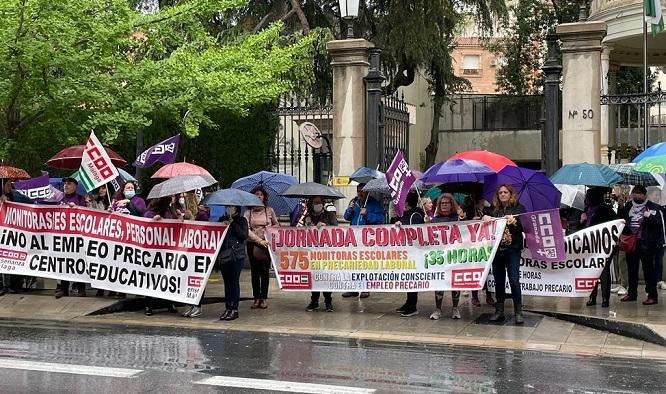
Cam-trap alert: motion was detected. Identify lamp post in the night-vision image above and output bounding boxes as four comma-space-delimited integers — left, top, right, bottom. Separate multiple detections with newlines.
339, 0, 360, 39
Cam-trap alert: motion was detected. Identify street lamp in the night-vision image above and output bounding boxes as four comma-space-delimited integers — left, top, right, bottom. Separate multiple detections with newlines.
339, 0, 360, 39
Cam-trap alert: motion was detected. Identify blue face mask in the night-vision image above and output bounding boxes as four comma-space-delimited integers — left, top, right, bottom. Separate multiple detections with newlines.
124, 190, 136, 199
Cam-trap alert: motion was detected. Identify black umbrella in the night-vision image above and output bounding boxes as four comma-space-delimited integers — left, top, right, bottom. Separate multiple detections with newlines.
280, 182, 345, 199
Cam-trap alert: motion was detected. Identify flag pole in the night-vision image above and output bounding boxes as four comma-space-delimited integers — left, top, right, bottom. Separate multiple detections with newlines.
643, 16, 650, 151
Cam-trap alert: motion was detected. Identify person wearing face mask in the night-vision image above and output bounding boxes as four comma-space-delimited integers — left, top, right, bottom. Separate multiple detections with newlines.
110, 181, 146, 216
618, 185, 665, 305
301, 196, 338, 312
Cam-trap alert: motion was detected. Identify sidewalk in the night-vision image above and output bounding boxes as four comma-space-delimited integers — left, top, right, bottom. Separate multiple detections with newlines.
1, 271, 666, 360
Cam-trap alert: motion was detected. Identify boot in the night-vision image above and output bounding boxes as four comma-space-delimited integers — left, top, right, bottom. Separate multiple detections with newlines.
514, 303, 524, 325
489, 303, 505, 322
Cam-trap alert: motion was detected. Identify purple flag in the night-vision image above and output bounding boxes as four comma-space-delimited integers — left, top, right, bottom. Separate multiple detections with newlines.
385, 150, 416, 217
134, 134, 180, 168
519, 208, 566, 261
13, 172, 63, 203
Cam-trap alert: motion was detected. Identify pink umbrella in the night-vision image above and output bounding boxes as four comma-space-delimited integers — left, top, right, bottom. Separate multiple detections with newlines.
151, 162, 214, 180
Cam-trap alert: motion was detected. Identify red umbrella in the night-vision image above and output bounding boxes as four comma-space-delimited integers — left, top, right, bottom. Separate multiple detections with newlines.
448, 150, 517, 172
47, 145, 127, 169
0, 166, 30, 180
151, 162, 214, 180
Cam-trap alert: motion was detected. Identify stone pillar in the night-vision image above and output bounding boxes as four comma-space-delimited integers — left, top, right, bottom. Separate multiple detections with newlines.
326, 39, 373, 206
556, 21, 606, 164
600, 45, 613, 164
607, 64, 619, 163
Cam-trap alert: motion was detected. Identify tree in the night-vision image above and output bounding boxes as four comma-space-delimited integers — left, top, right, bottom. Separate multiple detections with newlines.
0, 0, 322, 179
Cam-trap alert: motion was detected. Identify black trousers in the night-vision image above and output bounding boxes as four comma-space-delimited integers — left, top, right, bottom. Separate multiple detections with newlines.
589, 257, 611, 302
311, 292, 332, 303
627, 242, 658, 300
247, 243, 270, 299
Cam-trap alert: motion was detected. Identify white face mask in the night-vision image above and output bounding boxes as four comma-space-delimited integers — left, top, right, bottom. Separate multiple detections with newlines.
312, 204, 324, 213
225, 207, 237, 217
178, 197, 185, 206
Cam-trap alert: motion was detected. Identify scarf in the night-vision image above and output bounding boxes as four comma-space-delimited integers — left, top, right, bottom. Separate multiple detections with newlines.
629, 200, 647, 233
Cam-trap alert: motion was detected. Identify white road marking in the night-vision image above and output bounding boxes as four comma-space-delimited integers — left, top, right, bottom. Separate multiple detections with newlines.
195, 376, 376, 394
0, 358, 142, 378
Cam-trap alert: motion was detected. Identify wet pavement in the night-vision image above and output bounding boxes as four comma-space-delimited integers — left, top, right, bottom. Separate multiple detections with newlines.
0, 319, 663, 393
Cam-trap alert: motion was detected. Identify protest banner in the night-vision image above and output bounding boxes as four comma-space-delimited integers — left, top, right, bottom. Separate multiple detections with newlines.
385, 150, 416, 217
519, 208, 565, 262
487, 219, 625, 297
0, 201, 226, 304
266, 219, 507, 292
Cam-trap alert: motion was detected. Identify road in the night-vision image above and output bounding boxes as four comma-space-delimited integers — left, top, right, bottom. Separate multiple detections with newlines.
0, 319, 661, 393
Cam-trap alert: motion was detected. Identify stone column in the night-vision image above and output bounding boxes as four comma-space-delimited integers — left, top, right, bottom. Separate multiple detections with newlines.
607, 63, 619, 163
326, 39, 374, 206
556, 21, 607, 164
600, 44, 613, 163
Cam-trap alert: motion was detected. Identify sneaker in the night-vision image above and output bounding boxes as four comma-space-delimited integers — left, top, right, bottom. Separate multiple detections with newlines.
182, 305, 194, 317
341, 292, 358, 298
359, 292, 370, 298
429, 309, 442, 320
617, 286, 628, 296
189, 306, 203, 317
325, 303, 334, 312
400, 308, 418, 317
451, 307, 461, 320
395, 303, 410, 313
659, 281, 666, 290
611, 285, 621, 293
306, 301, 319, 312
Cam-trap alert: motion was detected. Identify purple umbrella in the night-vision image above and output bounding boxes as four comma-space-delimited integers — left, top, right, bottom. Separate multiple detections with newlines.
421, 159, 495, 185
483, 166, 561, 212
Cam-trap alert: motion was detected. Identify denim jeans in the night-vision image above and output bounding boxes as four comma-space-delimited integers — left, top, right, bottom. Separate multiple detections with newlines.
222, 257, 245, 310
492, 248, 522, 304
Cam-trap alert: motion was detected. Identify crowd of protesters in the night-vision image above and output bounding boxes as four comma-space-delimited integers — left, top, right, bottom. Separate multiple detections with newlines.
1, 175, 665, 326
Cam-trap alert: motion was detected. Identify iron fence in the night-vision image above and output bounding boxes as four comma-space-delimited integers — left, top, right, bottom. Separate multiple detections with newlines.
440, 94, 546, 132
379, 93, 410, 171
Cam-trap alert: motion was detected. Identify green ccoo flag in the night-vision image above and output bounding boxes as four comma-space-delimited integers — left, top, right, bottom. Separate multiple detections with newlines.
645, 0, 664, 37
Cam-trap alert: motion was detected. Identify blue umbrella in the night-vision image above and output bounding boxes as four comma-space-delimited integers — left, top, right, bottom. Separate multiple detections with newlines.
231, 171, 298, 215
421, 159, 495, 184
118, 168, 137, 182
349, 167, 384, 184
203, 188, 264, 207
550, 163, 623, 187
632, 141, 666, 163
484, 166, 561, 212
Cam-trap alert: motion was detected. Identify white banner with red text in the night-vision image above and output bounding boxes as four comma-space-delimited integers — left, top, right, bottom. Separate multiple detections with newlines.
0, 201, 226, 304
487, 219, 625, 297
266, 220, 507, 292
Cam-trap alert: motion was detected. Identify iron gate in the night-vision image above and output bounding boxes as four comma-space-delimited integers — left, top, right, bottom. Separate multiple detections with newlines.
379, 93, 410, 171
268, 95, 333, 183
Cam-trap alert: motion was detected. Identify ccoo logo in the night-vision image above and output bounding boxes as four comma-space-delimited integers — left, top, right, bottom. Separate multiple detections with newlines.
0, 248, 27, 261
279, 272, 312, 290
187, 276, 204, 288
451, 268, 484, 289
575, 277, 598, 291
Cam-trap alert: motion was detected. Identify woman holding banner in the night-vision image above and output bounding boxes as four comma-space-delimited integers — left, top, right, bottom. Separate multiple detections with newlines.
301, 196, 339, 312
581, 188, 617, 308
86, 185, 110, 211
245, 186, 280, 310
428, 193, 466, 320
483, 184, 526, 324
143, 196, 180, 316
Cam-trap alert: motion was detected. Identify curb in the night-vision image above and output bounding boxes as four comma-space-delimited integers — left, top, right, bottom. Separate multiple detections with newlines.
87, 296, 253, 316
527, 309, 666, 347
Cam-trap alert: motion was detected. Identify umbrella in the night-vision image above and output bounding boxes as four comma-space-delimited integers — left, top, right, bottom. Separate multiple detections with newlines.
362, 176, 426, 194
118, 168, 137, 182
607, 163, 659, 186
281, 182, 346, 199
202, 189, 264, 207
0, 166, 30, 180
147, 175, 216, 199
632, 141, 666, 163
349, 167, 384, 184
151, 162, 214, 180
550, 163, 624, 187
555, 184, 586, 211
47, 145, 127, 169
634, 155, 666, 174
231, 171, 299, 215
421, 159, 494, 184
448, 150, 517, 172
484, 166, 561, 212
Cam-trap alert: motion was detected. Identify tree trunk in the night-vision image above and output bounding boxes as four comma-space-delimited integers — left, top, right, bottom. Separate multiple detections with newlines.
424, 93, 445, 168
288, 0, 310, 34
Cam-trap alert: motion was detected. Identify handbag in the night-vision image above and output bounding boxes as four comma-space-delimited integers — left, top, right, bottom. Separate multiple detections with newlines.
218, 241, 245, 265
252, 243, 270, 261
618, 233, 637, 253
